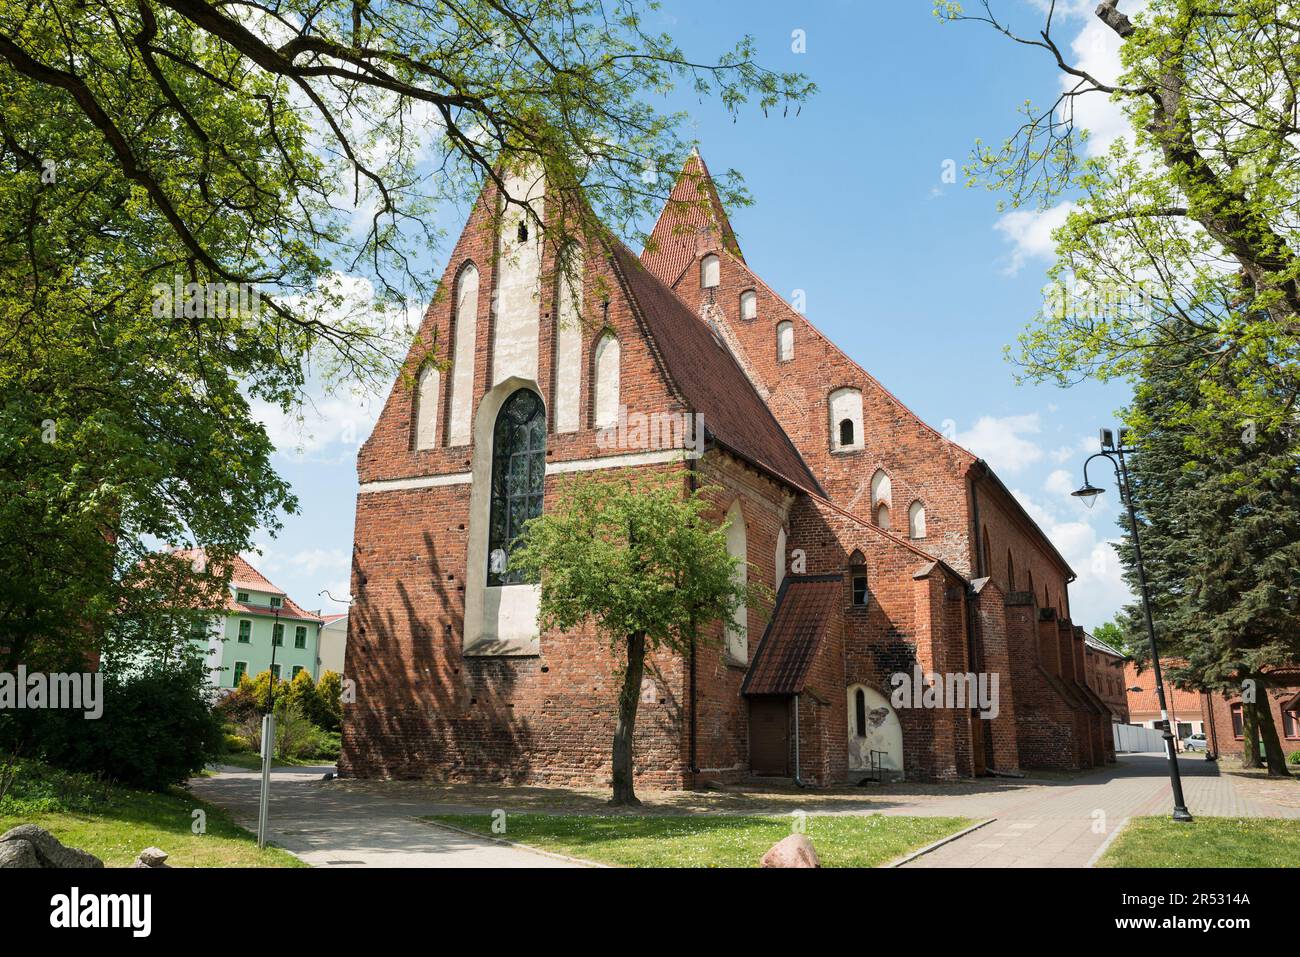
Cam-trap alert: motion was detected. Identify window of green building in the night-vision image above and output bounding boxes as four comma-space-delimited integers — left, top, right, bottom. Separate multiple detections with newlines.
270, 596, 283, 609
238, 620, 252, 643
294, 625, 307, 649
236, 590, 250, 603
233, 661, 248, 686
291, 665, 304, 678
270, 663, 282, 680
272, 623, 284, 646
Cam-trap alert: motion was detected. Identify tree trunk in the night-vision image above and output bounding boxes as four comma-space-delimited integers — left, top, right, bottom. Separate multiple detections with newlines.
1254, 683, 1292, 777
1241, 697, 1261, 769
610, 630, 646, 807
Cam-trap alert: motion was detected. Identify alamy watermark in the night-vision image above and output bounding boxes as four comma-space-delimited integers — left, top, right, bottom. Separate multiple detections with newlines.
595, 405, 705, 459
0, 667, 103, 719
151, 276, 260, 319
890, 666, 1000, 720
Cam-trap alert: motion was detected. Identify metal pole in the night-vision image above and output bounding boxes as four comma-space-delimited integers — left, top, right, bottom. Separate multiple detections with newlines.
257, 711, 275, 848
1114, 446, 1192, 822
257, 607, 283, 849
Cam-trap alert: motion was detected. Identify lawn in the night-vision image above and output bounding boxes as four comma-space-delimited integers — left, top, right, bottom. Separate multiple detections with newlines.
1099, 816, 1300, 868
0, 759, 303, 868
426, 812, 971, 867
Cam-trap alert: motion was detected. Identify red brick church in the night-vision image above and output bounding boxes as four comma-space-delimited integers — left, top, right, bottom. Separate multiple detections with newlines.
340, 152, 1115, 787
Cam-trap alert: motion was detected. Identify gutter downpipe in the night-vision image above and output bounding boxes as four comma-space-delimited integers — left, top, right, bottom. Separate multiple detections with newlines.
967, 471, 994, 774
687, 453, 700, 783
793, 693, 804, 787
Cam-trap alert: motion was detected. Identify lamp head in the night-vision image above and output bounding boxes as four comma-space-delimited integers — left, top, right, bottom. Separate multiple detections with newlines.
1072, 482, 1105, 508
1099, 428, 1116, 450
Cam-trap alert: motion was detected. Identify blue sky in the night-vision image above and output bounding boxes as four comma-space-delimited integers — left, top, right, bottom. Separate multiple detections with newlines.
248, 0, 1135, 630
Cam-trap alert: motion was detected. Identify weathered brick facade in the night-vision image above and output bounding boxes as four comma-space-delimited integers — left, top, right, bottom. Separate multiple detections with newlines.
341, 151, 1113, 789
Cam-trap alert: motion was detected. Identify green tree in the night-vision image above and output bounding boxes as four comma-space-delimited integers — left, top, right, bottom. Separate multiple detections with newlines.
312, 670, 344, 733
510, 471, 764, 806
0, 0, 811, 664
940, 0, 1300, 437
1115, 333, 1298, 775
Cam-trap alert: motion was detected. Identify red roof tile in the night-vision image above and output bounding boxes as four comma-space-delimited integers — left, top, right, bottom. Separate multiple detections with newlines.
642, 149, 744, 288
609, 242, 822, 496
171, 548, 321, 623
742, 575, 842, 696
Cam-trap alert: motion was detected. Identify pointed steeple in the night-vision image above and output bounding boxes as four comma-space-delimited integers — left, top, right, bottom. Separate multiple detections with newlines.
641, 147, 744, 287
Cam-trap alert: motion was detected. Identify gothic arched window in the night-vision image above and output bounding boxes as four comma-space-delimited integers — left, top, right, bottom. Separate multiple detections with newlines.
487, 389, 546, 586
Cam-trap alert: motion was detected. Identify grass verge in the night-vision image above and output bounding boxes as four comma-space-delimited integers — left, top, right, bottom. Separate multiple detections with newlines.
1099, 816, 1300, 867
426, 812, 970, 867
0, 759, 303, 867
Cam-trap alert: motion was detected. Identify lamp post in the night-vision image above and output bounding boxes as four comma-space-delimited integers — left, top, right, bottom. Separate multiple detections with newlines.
1073, 428, 1192, 822
257, 604, 282, 849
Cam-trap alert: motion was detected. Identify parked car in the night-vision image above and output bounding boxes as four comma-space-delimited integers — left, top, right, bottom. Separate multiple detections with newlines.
1182, 732, 1208, 752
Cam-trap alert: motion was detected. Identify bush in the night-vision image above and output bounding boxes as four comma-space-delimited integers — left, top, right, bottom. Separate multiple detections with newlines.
1, 659, 223, 792
312, 671, 343, 732
1288, 751, 1300, 766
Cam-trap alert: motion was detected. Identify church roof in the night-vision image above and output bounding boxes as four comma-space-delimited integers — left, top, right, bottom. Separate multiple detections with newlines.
608, 241, 822, 496
742, 574, 842, 696
641, 149, 745, 288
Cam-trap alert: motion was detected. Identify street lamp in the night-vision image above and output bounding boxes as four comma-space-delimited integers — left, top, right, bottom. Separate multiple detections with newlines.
1073, 427, 1193, 822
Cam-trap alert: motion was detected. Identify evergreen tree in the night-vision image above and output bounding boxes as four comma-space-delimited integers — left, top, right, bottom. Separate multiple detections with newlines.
1116, 334, 1300, 775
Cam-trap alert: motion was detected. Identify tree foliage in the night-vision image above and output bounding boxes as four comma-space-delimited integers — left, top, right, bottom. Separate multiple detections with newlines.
941, 0, 1300, 438
509, 469, 766, 804
1114, 332, 1299, 773
0, 0, 811, 660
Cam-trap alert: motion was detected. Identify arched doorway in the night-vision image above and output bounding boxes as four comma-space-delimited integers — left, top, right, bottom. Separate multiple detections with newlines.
846, 684, 904, 781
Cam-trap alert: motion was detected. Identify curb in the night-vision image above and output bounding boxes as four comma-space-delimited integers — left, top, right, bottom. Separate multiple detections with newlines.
881, 817, 997, 868
1086, 816, 1129, 868
419, 817, 607, 868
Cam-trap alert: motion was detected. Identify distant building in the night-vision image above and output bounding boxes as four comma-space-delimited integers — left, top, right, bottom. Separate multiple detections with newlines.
1083, 633, 1129, 724
1124, 660, 1206, 746
319, 612, 348, 675
176, 549, 323, 688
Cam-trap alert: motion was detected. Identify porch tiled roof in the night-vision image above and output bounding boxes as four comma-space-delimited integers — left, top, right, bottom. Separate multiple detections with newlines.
742, 575, 842, 696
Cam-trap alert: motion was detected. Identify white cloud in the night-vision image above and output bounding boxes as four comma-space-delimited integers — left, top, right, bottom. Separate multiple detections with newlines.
994, 201, 1077, 275
1063, 8, 1136, 156
1044, 467, 1077, 498
955, 413, 1044, 475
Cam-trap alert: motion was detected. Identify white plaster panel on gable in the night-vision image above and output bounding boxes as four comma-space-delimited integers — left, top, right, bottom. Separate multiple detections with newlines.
447, 264, 479, 446
492, 167, 545, 388
415, 364, 439, 450
829, 387, 864, 453
777, 321, 794, 361
554, 246, 584, 433
592, 333, 620, 428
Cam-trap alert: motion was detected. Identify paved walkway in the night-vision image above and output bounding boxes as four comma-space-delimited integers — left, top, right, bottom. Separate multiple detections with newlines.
189, 765, 583, 868
898, 752, 1297, 868
189, 753, 1298, 868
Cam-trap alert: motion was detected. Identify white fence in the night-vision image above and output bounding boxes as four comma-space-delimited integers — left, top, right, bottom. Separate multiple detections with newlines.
1112, 722, 1167, 753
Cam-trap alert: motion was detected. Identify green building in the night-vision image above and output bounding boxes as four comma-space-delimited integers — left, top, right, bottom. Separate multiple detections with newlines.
183, 550, 324, 688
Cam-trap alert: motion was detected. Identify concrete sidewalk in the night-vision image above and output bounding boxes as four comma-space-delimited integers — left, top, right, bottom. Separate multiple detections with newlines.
899, 752, 1295, 868
189, 765, 584, 868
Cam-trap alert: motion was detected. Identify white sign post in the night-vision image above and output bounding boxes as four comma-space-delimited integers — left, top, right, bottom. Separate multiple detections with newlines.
257, 712, 275, 849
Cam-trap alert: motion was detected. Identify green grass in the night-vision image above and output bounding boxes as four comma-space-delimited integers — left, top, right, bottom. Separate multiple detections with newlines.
0, 759, 303, 868
427, 812, 971, 868
216, 749, 330, 771
1100, 816, 1300, 868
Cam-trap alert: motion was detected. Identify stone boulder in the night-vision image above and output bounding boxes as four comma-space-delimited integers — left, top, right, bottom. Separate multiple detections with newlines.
760, 833, 821, 868
0, 839, 39, 868
0, 824, 104, 868
132, 847, 170, 868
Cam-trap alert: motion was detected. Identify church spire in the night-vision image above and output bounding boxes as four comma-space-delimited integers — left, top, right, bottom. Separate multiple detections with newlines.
641, 148, 744, 287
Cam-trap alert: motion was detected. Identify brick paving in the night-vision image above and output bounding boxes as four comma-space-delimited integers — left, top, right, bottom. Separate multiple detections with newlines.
899, 752, 1299, 868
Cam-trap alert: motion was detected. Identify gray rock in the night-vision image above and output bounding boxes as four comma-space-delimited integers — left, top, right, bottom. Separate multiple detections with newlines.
132, 847, 169, 868
0, 839, 40, 868
0, 824, 104, 868
759, 833, 821, 868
